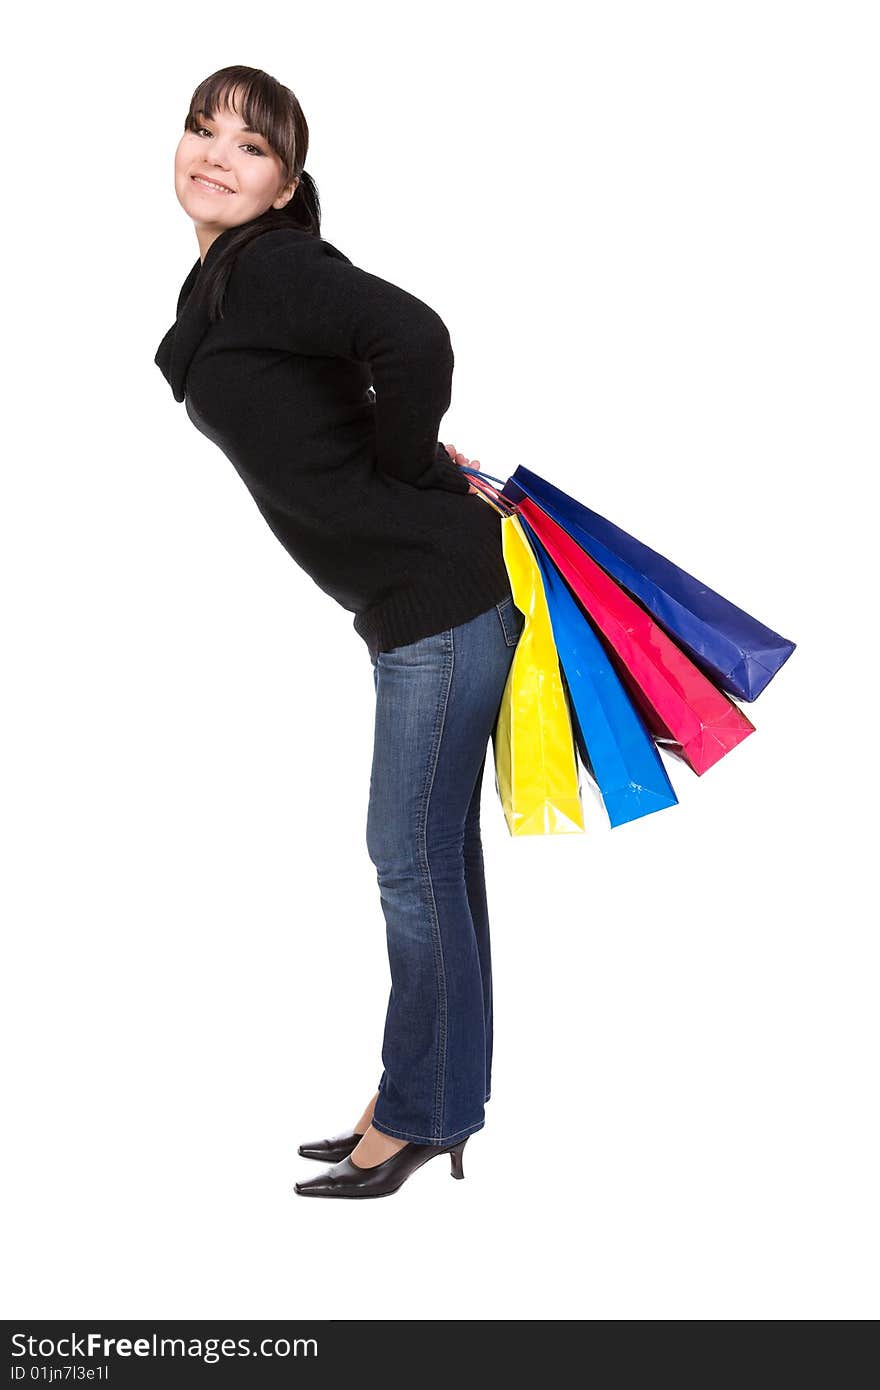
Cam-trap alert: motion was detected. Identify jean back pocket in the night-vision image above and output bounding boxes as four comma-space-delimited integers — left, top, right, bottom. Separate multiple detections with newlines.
496, 593, 525, 646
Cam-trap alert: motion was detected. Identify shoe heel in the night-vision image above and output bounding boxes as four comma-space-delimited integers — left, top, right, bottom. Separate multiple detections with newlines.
449, 1138, 468, 1180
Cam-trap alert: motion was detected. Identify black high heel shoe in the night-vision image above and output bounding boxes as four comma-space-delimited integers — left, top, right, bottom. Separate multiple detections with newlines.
294, 1136, 470, 1198
297, 1129, 363, 1163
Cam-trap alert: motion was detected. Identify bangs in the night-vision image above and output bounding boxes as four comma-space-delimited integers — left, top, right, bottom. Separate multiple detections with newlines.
184, 66, 299, 173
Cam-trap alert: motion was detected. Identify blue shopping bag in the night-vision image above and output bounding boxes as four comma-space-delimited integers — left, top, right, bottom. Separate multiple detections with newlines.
496, 465, 796, 703
519, 514, 679, 828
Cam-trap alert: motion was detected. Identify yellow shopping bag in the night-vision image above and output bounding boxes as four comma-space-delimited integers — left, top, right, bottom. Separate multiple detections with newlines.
492, 514, 585, 836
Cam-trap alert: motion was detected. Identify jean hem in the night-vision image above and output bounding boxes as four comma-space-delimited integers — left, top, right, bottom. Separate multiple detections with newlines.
371, 1114, 486, 1146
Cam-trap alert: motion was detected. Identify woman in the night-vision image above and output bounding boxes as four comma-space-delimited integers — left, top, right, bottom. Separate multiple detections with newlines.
155, 66, 524, 1199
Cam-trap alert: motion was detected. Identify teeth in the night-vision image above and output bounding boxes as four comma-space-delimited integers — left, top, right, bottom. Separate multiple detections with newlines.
193, 176, 234, 194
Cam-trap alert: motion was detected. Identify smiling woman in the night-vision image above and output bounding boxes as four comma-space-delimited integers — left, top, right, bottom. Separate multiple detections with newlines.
155, 64, 518, 1203
171, 66, 319, 284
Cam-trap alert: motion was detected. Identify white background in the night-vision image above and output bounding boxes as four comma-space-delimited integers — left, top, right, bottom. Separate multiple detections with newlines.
3, 0, 877, 1321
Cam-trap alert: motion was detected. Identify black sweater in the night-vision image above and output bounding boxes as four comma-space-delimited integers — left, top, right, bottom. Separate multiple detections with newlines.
154, 224, 511, 657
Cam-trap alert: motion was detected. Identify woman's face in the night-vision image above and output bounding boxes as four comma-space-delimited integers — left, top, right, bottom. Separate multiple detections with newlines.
174, 96, 297, 240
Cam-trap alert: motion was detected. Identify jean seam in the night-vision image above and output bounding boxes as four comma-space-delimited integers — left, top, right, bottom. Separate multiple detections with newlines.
417, 627, 455, 1144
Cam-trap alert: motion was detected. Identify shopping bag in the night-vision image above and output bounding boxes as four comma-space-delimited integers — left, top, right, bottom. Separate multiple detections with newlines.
492, 514, 585, 836
502, 465, 796, 702
519, 513, 679, 827
516, 499, 756, 776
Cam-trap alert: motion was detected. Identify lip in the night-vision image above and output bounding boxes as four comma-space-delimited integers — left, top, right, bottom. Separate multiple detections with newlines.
190, 173, 237, 195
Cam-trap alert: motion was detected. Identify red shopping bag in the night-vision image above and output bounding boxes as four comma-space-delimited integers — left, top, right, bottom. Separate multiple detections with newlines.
518, 498, 755, 775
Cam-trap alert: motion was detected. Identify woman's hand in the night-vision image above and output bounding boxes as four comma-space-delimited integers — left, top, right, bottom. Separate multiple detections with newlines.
443, 442, 481, 494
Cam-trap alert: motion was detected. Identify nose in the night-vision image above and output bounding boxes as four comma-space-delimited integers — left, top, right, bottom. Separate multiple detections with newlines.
199, 136, 234, 167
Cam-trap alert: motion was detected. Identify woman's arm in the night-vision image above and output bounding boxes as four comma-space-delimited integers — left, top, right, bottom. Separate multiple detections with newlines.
239, 233, 471, 495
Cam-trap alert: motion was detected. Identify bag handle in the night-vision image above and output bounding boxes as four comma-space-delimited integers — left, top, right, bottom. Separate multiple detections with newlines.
457, 463, 520, 517
458, 464, 508, 487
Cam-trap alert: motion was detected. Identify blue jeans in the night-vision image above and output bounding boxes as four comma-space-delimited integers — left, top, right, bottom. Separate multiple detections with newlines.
366, 593, 525, 1145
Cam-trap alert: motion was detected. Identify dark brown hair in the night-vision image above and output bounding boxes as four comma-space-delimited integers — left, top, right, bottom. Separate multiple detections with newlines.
183, 65, 322, 318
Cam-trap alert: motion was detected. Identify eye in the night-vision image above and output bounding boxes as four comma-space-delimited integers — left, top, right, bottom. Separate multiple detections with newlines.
192, 125, 265, 155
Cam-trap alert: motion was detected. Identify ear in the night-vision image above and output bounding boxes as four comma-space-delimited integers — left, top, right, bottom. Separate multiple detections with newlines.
275, 177, 299, 210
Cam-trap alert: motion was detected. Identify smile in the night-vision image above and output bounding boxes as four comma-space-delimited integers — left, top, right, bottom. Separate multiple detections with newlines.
191, 175, 236, 195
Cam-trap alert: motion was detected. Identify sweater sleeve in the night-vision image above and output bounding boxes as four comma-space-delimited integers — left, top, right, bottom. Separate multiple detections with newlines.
243, 235, 471, 495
